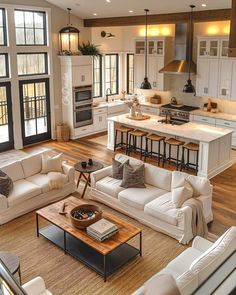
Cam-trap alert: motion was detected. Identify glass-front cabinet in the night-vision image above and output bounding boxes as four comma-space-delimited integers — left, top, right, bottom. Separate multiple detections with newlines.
198, 37, 229, 59
135, 38, 165, 56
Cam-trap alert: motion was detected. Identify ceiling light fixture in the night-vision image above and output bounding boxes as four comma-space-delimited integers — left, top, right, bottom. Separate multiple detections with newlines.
93, 13, 98, 16
201, 3, 207, 7
101, 31, 115, 39
129, 10, 134, 13
183, 5, 196, 95
140, 9, 152, 89
106, 0, 111, 2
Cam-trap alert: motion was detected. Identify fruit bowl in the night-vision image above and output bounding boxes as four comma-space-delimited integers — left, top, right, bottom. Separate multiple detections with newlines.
70, 204, 102, 229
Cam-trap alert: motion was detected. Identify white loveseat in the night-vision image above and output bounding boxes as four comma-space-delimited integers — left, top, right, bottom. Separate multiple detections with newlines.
22, 276, 52, 295
0, 152, 75, 225
132, 226, 236, 295
90, 154, 213, 244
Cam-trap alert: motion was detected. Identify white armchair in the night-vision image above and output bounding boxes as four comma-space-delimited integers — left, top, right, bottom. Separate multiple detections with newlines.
22, 277, 52, 295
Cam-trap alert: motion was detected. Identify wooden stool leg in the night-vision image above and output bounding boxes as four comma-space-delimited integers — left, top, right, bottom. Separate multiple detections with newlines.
144, 137, 148, 162
187, 149, 190, 170
163, 142, 166, 167
181, 147, 185, 171
121, 132, 124, 149
168, 144, 171, 164
158, 140, 161, 166
140, 136, 143, 160
151, 140, 153, 158
176, 145, 180, 170
114, 130, 118, 152
196, 150, 199, 175
125, 132, 129, 155
128, 133, 132, 155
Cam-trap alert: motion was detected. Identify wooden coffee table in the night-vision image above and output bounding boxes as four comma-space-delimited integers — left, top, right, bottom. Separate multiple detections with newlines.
36, 196, 142, 281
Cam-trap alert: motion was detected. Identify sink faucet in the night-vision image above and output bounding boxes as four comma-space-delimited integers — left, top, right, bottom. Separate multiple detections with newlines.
106, 88, 112, 103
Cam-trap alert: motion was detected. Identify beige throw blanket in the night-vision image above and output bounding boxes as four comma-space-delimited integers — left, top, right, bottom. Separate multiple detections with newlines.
184, 198, 208, 238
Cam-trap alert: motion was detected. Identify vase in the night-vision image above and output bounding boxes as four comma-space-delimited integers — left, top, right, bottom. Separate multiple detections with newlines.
130, 107, 136, 117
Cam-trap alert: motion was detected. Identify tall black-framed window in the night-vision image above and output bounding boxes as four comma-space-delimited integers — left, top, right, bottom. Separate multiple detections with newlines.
105, 54, 119, 95
17, 53, 48, 76
127, 54, 134, 94
0, 8, 7, 46
14, 9, 47, 45
0, 53, 9, 78
93, 55, 102, 98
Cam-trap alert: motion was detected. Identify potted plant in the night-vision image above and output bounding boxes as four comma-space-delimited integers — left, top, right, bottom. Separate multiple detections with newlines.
78, 42, 101, 56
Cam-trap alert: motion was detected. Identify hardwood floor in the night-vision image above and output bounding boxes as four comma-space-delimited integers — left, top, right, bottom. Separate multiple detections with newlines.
0, 134, 236, 294
23, 133, 236, 236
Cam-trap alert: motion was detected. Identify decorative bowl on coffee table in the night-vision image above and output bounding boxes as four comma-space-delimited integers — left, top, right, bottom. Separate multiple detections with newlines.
70, 204, 102, 229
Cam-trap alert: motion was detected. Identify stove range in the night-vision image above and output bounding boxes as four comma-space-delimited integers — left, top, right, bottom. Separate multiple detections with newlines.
160, 104, 199, 125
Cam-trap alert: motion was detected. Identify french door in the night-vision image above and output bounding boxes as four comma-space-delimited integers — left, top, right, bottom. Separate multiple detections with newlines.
0, 82, 14, 152
19, 78, 51, 146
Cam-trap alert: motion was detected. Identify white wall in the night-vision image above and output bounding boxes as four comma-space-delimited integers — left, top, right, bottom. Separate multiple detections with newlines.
0, 0, 91, 148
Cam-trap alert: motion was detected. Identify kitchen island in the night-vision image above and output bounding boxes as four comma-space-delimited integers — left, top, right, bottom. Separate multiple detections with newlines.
107, 114, 233, 178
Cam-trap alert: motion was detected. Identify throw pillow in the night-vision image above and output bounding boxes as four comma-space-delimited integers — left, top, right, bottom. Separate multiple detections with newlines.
41, 153, 63, 174
0, 170, 13, 197
144, 274, 181, 295
112, 158, 129, 179
121, 163, 146, 188
172, 180, 194, 208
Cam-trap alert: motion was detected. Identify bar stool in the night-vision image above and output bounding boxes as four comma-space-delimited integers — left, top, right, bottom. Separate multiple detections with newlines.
128, 129, 148, 159
163, 138, 185, 170
181, 142, 199, 175
144, 133, 166, 165
114, 125, 134, 154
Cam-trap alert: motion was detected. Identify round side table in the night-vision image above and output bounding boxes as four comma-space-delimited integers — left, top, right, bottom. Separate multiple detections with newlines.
0, 251, 21, 284
74, 161, 104, 198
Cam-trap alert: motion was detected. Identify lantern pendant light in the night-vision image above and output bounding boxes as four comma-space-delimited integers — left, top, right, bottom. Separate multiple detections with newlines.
59, 8, 80, 55
140, 9, 152, 89
183, 5, 196, 94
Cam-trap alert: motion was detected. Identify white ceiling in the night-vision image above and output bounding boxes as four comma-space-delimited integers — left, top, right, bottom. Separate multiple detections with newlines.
46, 0, 231, 20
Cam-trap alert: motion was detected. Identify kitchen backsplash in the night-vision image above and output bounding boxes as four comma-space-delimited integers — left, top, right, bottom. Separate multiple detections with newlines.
136, 74, 236, 115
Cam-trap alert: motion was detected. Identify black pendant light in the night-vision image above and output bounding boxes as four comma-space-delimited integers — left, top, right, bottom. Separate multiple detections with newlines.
183, 5, 195, 94
140, 9, 152, 89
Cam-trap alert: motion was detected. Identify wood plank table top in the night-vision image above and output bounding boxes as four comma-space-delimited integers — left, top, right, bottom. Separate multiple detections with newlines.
36, 196, 141, 255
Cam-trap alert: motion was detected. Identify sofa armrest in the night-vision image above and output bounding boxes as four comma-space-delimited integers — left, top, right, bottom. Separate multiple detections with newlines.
62, 163, 75, 183
0, 194, 8, 211
90, 166, 112, 188
22, 276, 49, 295
176, 270, 198, 295
177, 206, 193, 244
192, 236, 213, 252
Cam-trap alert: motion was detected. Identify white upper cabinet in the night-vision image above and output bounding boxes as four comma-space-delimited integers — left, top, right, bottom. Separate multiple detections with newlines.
220, 39, 229, 58
134, 37, 173, 91
218, 59, 233, 99
198, 38, 220, 58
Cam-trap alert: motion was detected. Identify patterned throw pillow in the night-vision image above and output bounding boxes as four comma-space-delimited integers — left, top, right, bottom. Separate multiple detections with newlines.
121, 163, 146, 188
112, 158, 129, 179
0, 170, 13, 197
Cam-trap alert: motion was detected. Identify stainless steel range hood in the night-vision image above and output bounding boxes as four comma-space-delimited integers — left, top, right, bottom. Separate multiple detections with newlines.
159, 23, 196, 74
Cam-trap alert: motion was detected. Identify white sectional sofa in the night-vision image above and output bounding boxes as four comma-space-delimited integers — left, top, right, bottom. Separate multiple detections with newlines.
90, 154, 213, 244
0, 152, 75, 225
132, 226, 236, 295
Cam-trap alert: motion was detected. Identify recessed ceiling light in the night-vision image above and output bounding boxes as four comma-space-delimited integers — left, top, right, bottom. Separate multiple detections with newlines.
106, 0, 111, 3
201, 3, 207, 7
129, 10, 134, 13
93, 13, 98, 16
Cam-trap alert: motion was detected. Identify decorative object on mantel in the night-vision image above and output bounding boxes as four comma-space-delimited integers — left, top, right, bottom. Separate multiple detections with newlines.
140, 9, 152, 89
56, 123, 70, 142
70, 204, 102, 229
59, 8, 80, 55
78, 41, 101, 56
150, 94, 161, 104
183, 5, 196, 95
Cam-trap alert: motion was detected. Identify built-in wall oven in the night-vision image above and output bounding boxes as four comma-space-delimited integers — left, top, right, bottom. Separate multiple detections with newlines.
73, 85, 93, 128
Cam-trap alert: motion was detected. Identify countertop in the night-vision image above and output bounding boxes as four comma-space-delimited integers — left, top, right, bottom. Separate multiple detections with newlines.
108, 114, 233, 143
191, 109, 236, 122
92, 99, 163, 109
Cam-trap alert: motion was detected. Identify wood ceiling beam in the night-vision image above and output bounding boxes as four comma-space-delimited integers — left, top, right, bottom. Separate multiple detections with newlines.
84, 9, 231, 27
229, 0, 236, 57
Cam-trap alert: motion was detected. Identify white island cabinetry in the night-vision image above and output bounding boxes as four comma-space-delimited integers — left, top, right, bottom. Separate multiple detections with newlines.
108, 114, 233, 179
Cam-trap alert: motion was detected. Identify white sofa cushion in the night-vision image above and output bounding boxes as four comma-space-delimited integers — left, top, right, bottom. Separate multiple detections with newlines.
167, 247, 203, 275
144, 192, 180, 226
96, 176, 125, 198
21, 153, 42, 178
172, 181, 193, 208
41, 153, 63, 174
190, 226, 236, 284
8, 179, 42, 207
26, 174, 51, 193
1, 161, 25, 182
143, 274, 181, 295
172, 171, 211, 197
118, 184, 167, 210
145, 163, 172, 191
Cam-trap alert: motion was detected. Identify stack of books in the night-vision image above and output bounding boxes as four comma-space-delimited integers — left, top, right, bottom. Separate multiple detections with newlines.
87, 218, 118, 242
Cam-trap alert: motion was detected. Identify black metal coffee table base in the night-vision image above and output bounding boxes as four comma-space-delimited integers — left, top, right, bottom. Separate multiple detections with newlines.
37, 223, 141, 282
